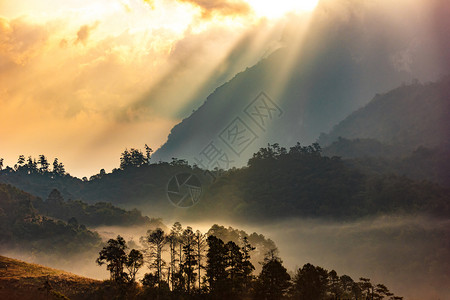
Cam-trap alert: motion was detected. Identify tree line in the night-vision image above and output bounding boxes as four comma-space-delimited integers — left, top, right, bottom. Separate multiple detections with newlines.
0, 154, 66, 176
96, 222, 403, 300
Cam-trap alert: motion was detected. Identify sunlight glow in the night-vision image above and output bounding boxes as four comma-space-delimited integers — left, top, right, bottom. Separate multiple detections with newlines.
246, 0, 319, 19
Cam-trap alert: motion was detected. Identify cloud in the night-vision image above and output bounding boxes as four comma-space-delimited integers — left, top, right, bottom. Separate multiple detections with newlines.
142, 0, 155, 9
176, 0, 251, 18
0, 17, 48, 66
75, 21, 99, 45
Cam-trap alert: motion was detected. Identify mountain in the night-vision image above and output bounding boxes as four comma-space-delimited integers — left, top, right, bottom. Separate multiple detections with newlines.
318, 78, 450, 149
322, 138, 450, 188
0, 255, 101, 300
322, 138, 403, 159
150, 2, 449, 168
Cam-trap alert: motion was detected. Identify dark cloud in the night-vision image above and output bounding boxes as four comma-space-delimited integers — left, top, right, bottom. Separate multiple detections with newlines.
177, 0, 251, 18
75, 22, 99, 45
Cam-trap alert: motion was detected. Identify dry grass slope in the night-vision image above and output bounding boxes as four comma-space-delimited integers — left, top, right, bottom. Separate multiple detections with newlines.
0, 255, 102, 300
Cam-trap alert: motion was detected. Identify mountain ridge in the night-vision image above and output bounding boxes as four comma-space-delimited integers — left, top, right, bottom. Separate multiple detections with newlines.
318, 77, 450, 149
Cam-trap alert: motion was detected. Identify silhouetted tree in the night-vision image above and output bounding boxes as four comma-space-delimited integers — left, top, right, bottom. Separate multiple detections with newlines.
290, 263, 328, 300
52, 158, 65, 176
17, 155, 25, 170
141, 228, 167, 287
253, 249, 290, 300
25, 156, 38, 174
167, 226, 178, 290
170, 157, 189, 167
144, 144, 153, 164
126, 249, 144, 282
206, 235, 229, 298
182, 226, 197, 294
38, 155, 50, 173
96, 235, 128, 282
170, 221, 184, 291
241, 236, 255, 290
359, 278, 373, 300
120, 148, 147, 169
339, 274, 358, 299
195, 230, 207, 289
374, 284, 393, 300
226, 240, 246, 297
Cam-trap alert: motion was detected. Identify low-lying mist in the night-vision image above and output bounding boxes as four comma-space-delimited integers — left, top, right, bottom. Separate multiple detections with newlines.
5, 214, 448, 300
244, 215, 450, 300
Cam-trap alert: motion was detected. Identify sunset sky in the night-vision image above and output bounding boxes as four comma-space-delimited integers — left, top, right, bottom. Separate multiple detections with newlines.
0, 0, 447, 177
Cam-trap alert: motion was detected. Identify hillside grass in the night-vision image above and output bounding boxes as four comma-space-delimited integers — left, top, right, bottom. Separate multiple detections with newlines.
0, 255, 102, 300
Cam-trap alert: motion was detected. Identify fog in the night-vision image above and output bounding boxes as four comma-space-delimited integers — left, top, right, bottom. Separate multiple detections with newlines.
248, 215, 450, 300
5, 214, 448, 300
96, 215, 449, 300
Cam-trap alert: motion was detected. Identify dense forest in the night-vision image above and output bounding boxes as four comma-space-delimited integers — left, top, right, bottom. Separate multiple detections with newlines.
1, 141, 449, 223
0, 150, 198, 211
191, 142, 450, 221
93, 224, 404, 300
0, 184, 101, 258
32, 189, 164, 227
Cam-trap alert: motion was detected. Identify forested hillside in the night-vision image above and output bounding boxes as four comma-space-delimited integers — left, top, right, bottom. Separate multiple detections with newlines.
32, 189, 164, 227
318, 77, 450, 150
1, 142, 449, 222
190, 143, 450, 222
0, 184, 101, 258
323, 138, 450, 188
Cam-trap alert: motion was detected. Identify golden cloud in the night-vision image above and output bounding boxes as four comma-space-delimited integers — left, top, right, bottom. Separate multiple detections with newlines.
176, 0, 251, 18
0, 17, 48, 66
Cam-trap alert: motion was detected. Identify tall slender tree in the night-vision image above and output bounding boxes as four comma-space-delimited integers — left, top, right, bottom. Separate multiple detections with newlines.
145, 144, 153, 164
206, 235, 229, 298
182, 227, 197, 294
226, 241, 245, 296
126, 249, 144, 282
141, 228, 167, 288
195, 230, 207, 290
167, 226, 178, 290
241, 236, 255, 291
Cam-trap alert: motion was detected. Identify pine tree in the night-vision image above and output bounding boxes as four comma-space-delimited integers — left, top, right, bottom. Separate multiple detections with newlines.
195, 230, 207, 290
253, 249, 290, 300
206, 235, 229, 298
141, 228, 167, 288
182, 227, 197, 294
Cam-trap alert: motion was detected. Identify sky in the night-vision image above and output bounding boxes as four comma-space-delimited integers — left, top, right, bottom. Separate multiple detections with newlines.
0, 0, 321, 177
0, 0, 448, 178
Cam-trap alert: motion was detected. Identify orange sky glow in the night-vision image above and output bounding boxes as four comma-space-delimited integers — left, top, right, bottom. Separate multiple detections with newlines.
0, 0, 443, 177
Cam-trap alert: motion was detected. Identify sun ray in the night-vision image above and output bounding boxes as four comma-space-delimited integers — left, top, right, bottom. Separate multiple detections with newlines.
246, 0, 319, 19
